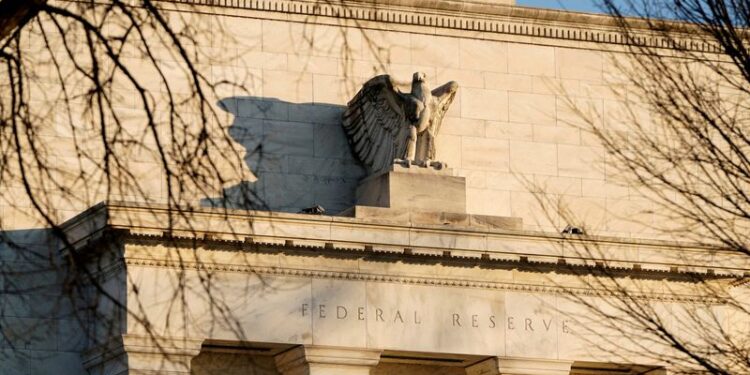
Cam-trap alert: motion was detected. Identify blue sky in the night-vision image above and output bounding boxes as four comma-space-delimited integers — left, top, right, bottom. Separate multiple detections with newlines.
515, 0, 603, 13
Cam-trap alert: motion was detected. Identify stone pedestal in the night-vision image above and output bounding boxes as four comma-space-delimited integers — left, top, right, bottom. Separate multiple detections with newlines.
355, 164, 466, 214
344, 163, 522, 229
274, 346, 382, 375
466, 358, 573, 375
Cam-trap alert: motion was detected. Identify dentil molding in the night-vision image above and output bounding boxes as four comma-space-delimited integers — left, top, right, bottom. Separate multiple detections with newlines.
156, 0, 718, 53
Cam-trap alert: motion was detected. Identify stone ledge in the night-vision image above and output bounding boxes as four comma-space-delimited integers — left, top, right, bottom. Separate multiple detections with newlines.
59, 205, 735, 302
58, 202, 750, 278
339, 205, 523, 231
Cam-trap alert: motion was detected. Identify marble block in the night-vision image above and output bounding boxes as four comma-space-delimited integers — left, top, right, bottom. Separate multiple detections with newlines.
355, 164, 467, 214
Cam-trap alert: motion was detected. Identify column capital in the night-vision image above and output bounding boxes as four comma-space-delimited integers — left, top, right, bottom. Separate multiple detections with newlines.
466, 357, 573, 375
83, 334, 203, 375
274, 346, 382, 375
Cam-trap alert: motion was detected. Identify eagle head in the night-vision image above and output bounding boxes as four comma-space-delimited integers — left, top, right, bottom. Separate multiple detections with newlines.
413, 71, 427, 83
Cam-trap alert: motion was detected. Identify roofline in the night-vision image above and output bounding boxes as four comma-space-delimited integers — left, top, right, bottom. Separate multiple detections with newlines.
58, 201, 748, 280
145, 0, 715, 53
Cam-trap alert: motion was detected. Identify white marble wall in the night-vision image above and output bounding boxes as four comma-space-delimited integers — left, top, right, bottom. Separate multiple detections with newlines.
2, 5, 668, 238
0, 2, 702, 374
195, 15, 662, 239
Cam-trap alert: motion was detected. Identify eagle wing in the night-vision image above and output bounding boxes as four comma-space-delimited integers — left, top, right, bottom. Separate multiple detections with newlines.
342, 75, 411, 173
429, 81, 459, 140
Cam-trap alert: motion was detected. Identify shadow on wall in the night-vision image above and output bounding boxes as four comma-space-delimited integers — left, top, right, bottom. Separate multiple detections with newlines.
0, 228, 88, 374
204, 97, 366, 214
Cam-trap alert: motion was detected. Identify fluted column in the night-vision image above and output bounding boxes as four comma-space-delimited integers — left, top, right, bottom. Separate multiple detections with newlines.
274, 346, 382, 375
466, 357, 572, 375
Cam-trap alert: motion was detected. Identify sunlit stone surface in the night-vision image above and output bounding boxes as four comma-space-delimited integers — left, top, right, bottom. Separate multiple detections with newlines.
2, 0, 745, 374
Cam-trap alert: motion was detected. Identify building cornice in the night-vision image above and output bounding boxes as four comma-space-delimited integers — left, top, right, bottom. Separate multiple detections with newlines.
58, 202, 738, 303
120, 234, 727, 304
60, 201, 748, 278
155, 0, 716, 52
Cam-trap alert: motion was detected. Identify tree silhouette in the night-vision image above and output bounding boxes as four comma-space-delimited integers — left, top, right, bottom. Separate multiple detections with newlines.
547, 1, 750, 373
0, 1, 298, 372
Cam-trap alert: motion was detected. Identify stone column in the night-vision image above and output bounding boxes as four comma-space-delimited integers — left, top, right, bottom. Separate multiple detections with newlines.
466, 357, 573, 375
83, 334, 203, 375
274, 346, 382, 375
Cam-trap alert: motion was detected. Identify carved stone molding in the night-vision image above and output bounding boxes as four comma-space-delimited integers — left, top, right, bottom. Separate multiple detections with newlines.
274, 346, 382, 375
122, 256, 725, 304
152, 0, 717, 53
82, 334, 204, 375
115, 228, 737, 281
60, 202, 736, 303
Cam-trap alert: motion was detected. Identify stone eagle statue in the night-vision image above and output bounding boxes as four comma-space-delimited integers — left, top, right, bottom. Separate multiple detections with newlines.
342, 72, 459, 174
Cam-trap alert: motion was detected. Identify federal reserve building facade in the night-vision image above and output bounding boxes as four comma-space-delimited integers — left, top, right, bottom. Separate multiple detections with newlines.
2, 0, 748, 374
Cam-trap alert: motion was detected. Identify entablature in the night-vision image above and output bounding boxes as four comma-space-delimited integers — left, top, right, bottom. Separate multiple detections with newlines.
61, 202, 748, 289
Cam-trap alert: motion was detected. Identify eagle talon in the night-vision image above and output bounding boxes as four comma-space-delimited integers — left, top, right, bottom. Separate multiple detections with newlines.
394, 158, 413, 168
